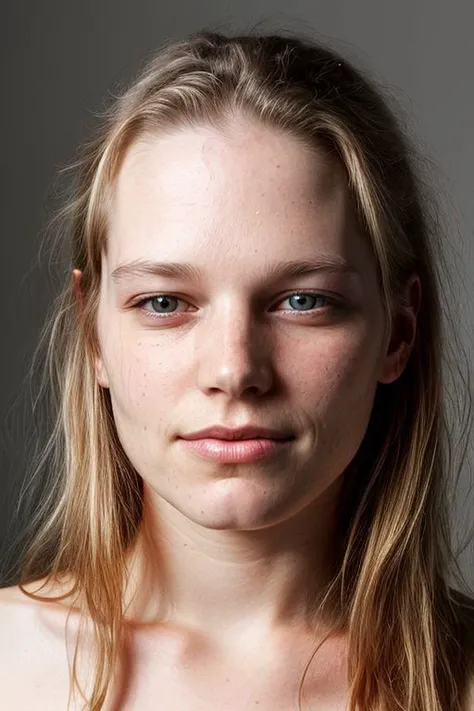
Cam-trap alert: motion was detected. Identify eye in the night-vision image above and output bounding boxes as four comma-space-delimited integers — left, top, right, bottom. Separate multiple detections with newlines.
137, 294, 188, 316
132, 291, 340, 319
276, 292, 336, 313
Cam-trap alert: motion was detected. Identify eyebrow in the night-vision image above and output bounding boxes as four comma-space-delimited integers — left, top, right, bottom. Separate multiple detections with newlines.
111, 257, 360, 285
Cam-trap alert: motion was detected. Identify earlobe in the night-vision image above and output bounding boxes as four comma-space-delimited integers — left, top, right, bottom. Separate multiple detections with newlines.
94, 356, 110, 389
378, 343, 413, 384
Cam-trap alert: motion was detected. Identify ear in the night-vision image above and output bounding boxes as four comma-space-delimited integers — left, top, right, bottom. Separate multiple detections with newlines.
72, 269, 84, 310
93, 349, 110, 389
72, 268, 110, 389
378, 274, 421, 384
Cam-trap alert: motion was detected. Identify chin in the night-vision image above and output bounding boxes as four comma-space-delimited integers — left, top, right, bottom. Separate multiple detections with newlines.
181, 477, 296, 531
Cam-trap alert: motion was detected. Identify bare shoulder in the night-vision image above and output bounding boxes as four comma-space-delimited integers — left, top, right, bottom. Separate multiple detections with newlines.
0, 580, 80, 709
0, 578, 64, 640
0, 582, 50, 696
0, 576, 82, 631
0, 574, 80, 607
0, 577, 65, 612
0, 581, 42, 620
0, 576, 84, 661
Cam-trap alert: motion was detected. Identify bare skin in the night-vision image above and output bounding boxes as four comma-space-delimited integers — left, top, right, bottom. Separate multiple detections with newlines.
0, 579, 350, 710
0, 116, 423, 709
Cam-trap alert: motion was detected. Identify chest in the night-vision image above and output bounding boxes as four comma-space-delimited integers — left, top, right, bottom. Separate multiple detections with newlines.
104, 637, 349, 711
2, 606, 349, 711
5, 651, 348, 711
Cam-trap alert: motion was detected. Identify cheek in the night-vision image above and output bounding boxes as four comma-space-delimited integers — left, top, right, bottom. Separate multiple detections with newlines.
101, 339, 174, 469
101, 329, 185, 425
294, 327, 381, 462
294, 324, 380, 407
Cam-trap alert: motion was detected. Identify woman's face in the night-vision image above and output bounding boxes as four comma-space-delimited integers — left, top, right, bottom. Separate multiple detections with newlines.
94, 117, 398, 530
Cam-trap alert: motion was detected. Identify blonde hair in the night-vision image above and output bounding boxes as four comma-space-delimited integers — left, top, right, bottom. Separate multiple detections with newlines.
3, 29, 474, 710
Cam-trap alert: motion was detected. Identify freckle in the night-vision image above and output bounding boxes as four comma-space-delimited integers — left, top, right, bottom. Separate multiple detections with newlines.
201, 510, 204, 514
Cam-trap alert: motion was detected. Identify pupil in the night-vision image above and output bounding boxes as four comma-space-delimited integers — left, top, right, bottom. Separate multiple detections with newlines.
152, 296, 174, 312
292, 294, 311, 310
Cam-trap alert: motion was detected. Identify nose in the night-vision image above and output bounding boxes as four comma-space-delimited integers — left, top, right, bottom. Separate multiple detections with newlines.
196, 306, 274, 399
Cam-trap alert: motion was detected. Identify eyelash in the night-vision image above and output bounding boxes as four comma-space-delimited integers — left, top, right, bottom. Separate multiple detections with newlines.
131, 291, 342, 320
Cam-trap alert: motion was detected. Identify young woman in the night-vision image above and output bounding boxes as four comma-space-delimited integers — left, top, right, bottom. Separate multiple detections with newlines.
1, 29, 473, 711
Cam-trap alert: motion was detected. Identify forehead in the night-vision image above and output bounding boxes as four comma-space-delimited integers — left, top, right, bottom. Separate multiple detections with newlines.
103, 118, 377, 284
110, 118, 345, 217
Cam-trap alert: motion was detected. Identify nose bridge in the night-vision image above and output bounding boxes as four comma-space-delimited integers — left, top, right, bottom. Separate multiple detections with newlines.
196, 298, 272, 396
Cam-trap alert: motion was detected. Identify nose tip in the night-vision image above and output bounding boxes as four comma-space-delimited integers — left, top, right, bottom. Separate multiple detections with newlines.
198, 323, 273, 398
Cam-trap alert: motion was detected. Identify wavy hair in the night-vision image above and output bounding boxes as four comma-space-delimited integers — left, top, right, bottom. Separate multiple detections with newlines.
2, 29, 474, 711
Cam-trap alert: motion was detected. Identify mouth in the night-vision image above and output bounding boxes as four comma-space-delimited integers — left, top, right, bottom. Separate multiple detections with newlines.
178, 435, 295, 463
178, 435, 296, 442
251, 435, 295, 441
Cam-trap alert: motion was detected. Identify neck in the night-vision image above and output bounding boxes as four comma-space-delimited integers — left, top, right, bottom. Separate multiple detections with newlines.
123, 477, 344, 643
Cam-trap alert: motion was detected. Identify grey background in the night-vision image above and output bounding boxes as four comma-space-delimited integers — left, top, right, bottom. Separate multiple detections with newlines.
1, 1, 473, 583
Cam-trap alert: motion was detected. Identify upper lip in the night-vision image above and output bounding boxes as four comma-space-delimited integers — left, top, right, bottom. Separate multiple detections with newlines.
179, 425, 294, 441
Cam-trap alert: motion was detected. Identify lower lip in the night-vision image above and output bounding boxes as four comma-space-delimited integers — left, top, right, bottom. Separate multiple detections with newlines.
178, 437, 294, 462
